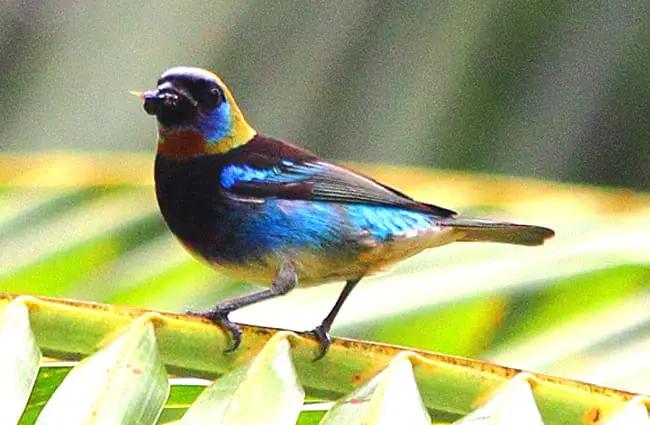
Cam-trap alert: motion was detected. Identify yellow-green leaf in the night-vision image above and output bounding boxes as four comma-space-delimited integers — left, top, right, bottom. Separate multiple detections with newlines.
34, 317, 169, 425
320, 353, 430, 425
180, 332, 304, 425
0, 300, 41, 425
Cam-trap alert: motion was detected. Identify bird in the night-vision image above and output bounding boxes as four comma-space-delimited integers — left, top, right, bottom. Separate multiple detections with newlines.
135, 66, 554, 358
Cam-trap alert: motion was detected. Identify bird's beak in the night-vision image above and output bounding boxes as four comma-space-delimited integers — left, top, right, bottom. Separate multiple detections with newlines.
132, 82, 190, 118
129, 90, 146, 100
130, 90, 159, 101
131, 89, 174, 116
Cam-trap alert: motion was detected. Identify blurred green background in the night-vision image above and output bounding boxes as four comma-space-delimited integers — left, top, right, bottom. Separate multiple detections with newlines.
1, 0, 650, 397
1, 0, 648, 188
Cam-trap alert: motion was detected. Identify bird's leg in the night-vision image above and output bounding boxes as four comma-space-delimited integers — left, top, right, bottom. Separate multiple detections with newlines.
311, 277, 362, 360
188, 263, 298, 353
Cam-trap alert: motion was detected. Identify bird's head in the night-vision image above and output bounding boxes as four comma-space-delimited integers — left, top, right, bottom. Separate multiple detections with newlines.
136, 67, 256, 159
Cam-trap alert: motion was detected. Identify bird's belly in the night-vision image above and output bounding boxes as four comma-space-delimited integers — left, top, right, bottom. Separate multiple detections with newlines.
199, 199, 365, 286
214, 251, 370, 287
214, 226, 459, 287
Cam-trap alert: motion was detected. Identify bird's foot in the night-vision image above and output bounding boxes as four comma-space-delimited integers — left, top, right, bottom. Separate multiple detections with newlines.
184, 266, 298, 354
310, 324, 332, 361
186, 306, 242, 353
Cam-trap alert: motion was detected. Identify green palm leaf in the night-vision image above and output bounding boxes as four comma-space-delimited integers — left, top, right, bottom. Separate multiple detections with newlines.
1, 295, 648, 424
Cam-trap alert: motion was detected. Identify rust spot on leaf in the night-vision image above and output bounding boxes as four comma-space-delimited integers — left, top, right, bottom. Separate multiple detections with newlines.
583, 407, 601, 424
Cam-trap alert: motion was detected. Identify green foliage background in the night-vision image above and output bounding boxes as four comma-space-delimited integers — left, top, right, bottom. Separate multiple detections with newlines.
1, 1, 648, 188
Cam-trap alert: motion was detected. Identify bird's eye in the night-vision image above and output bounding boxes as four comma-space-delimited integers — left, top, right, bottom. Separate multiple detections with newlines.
202, 86, 223, 109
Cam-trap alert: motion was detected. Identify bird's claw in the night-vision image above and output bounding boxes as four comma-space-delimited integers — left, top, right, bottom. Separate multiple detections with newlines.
186, 307, 242, 353
310, 324, 332, 361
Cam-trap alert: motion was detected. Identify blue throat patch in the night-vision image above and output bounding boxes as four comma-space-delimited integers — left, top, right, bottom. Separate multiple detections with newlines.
199, 102, 232, 144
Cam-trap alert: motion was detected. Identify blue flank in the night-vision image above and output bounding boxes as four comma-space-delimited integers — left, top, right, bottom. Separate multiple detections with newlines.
200, 101, 231, 144
226, 200, 435, 261
228, 201, 343, 257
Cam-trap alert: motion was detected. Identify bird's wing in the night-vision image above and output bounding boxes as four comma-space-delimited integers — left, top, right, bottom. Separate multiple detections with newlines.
220, 135, 457, 217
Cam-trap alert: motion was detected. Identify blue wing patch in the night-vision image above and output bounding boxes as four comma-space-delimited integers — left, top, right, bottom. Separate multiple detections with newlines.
220, 162, 326, 189
346, 204, 436, 240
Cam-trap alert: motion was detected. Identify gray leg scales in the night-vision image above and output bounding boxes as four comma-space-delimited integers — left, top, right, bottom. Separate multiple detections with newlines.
310, 277, 362, 360
188, 263, 298, 353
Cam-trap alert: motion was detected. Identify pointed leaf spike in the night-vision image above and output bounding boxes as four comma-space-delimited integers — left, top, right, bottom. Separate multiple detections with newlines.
180, 331, 304, 425
0, 299, 41, 425
456, 373, 543, 425
320, 351, 430, 425
35, 318, 169, 425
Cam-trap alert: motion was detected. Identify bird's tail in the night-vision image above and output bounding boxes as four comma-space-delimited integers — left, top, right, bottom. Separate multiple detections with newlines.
439, 218, 555, 246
